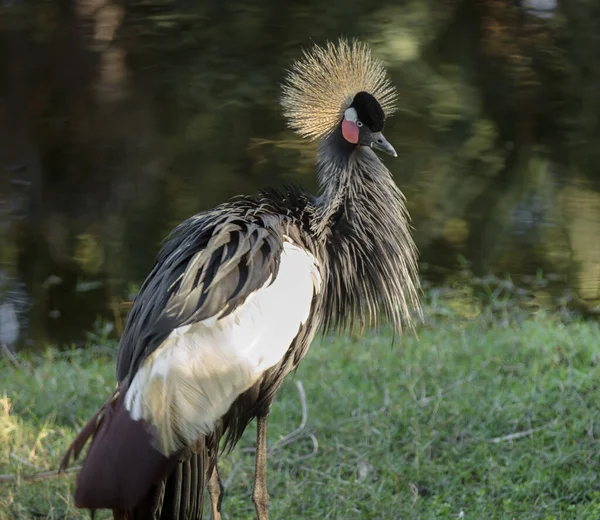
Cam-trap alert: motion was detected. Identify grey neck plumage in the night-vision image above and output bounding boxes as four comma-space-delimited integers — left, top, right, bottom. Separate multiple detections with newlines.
312, 129, 421, 335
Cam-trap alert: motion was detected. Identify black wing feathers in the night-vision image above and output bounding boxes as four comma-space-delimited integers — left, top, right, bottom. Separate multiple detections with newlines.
116, 203, 287, 383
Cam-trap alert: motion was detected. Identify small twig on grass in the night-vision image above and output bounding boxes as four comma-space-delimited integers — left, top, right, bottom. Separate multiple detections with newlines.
242, 380, 310, 454
490, 420, 558, 444
10, 452, 39, 469
409, 482, 419, 508
284, 433, 319, 462
0, 466, 81, 484
229, 380, 315, 488
269, 380, 309, 451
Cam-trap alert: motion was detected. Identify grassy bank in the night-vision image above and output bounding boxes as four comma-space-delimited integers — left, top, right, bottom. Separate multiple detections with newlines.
1, 302, 599, 519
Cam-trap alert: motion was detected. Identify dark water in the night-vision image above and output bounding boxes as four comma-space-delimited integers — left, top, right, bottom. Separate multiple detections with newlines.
1, 0, 599, 350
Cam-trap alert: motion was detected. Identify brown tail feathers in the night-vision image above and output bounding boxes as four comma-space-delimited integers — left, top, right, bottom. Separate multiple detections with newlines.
60, 385, 206, 519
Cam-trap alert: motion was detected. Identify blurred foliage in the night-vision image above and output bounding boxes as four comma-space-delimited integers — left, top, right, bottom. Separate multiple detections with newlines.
73, 234, 104, 275
1, 0, 600, 347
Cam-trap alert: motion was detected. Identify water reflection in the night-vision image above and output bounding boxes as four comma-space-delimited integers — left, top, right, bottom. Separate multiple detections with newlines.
1, 1, 599, 350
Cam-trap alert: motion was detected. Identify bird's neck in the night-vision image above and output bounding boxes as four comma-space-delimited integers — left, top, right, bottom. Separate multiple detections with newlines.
312, 130, 388, 235
311, 131, 357, 234
312, 130, 420, 334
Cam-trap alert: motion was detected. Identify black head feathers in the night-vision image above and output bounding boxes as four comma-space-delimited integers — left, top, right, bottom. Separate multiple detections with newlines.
350, 91, 385, 132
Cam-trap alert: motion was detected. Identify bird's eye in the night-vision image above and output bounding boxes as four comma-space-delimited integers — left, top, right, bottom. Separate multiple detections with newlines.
356, 120, 363, 127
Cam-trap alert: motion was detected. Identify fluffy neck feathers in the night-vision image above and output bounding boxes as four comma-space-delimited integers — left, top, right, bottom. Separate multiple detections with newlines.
313, 131, 420, 335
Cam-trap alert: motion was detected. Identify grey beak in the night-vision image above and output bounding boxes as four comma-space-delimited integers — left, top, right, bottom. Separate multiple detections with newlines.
371, 132, 397, 157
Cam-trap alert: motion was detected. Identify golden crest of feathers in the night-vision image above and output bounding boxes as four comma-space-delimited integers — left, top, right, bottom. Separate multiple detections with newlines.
280, 38, 398, 140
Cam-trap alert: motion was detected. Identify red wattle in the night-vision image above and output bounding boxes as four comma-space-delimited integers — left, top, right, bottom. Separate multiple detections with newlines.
341, 120, 359, 144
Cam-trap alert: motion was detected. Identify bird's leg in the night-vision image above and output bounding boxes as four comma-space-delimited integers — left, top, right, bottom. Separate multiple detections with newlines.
252, 414, 270, 520
207, 463, 224, 520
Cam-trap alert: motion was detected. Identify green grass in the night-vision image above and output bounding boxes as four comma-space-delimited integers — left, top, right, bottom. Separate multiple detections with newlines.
1, 304, 600, 519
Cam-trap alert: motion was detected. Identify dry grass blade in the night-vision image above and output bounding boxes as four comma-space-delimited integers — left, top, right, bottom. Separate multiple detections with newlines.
0, 466, 81, 484
490, 420, 559, 444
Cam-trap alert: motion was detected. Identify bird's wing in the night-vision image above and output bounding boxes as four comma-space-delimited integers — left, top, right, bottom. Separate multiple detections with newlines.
115, 205, 322, 455
116, 209, 284, 381
61, 199, 321, 512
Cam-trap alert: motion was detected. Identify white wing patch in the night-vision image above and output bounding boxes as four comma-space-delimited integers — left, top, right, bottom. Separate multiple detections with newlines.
125, 240, 321, 456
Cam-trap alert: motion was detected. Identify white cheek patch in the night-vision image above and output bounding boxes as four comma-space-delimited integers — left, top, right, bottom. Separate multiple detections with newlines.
344, 107, 358, 123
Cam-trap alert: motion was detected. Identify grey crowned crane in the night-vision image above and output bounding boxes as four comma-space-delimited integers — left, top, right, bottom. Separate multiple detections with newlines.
60, 38, 420, 520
